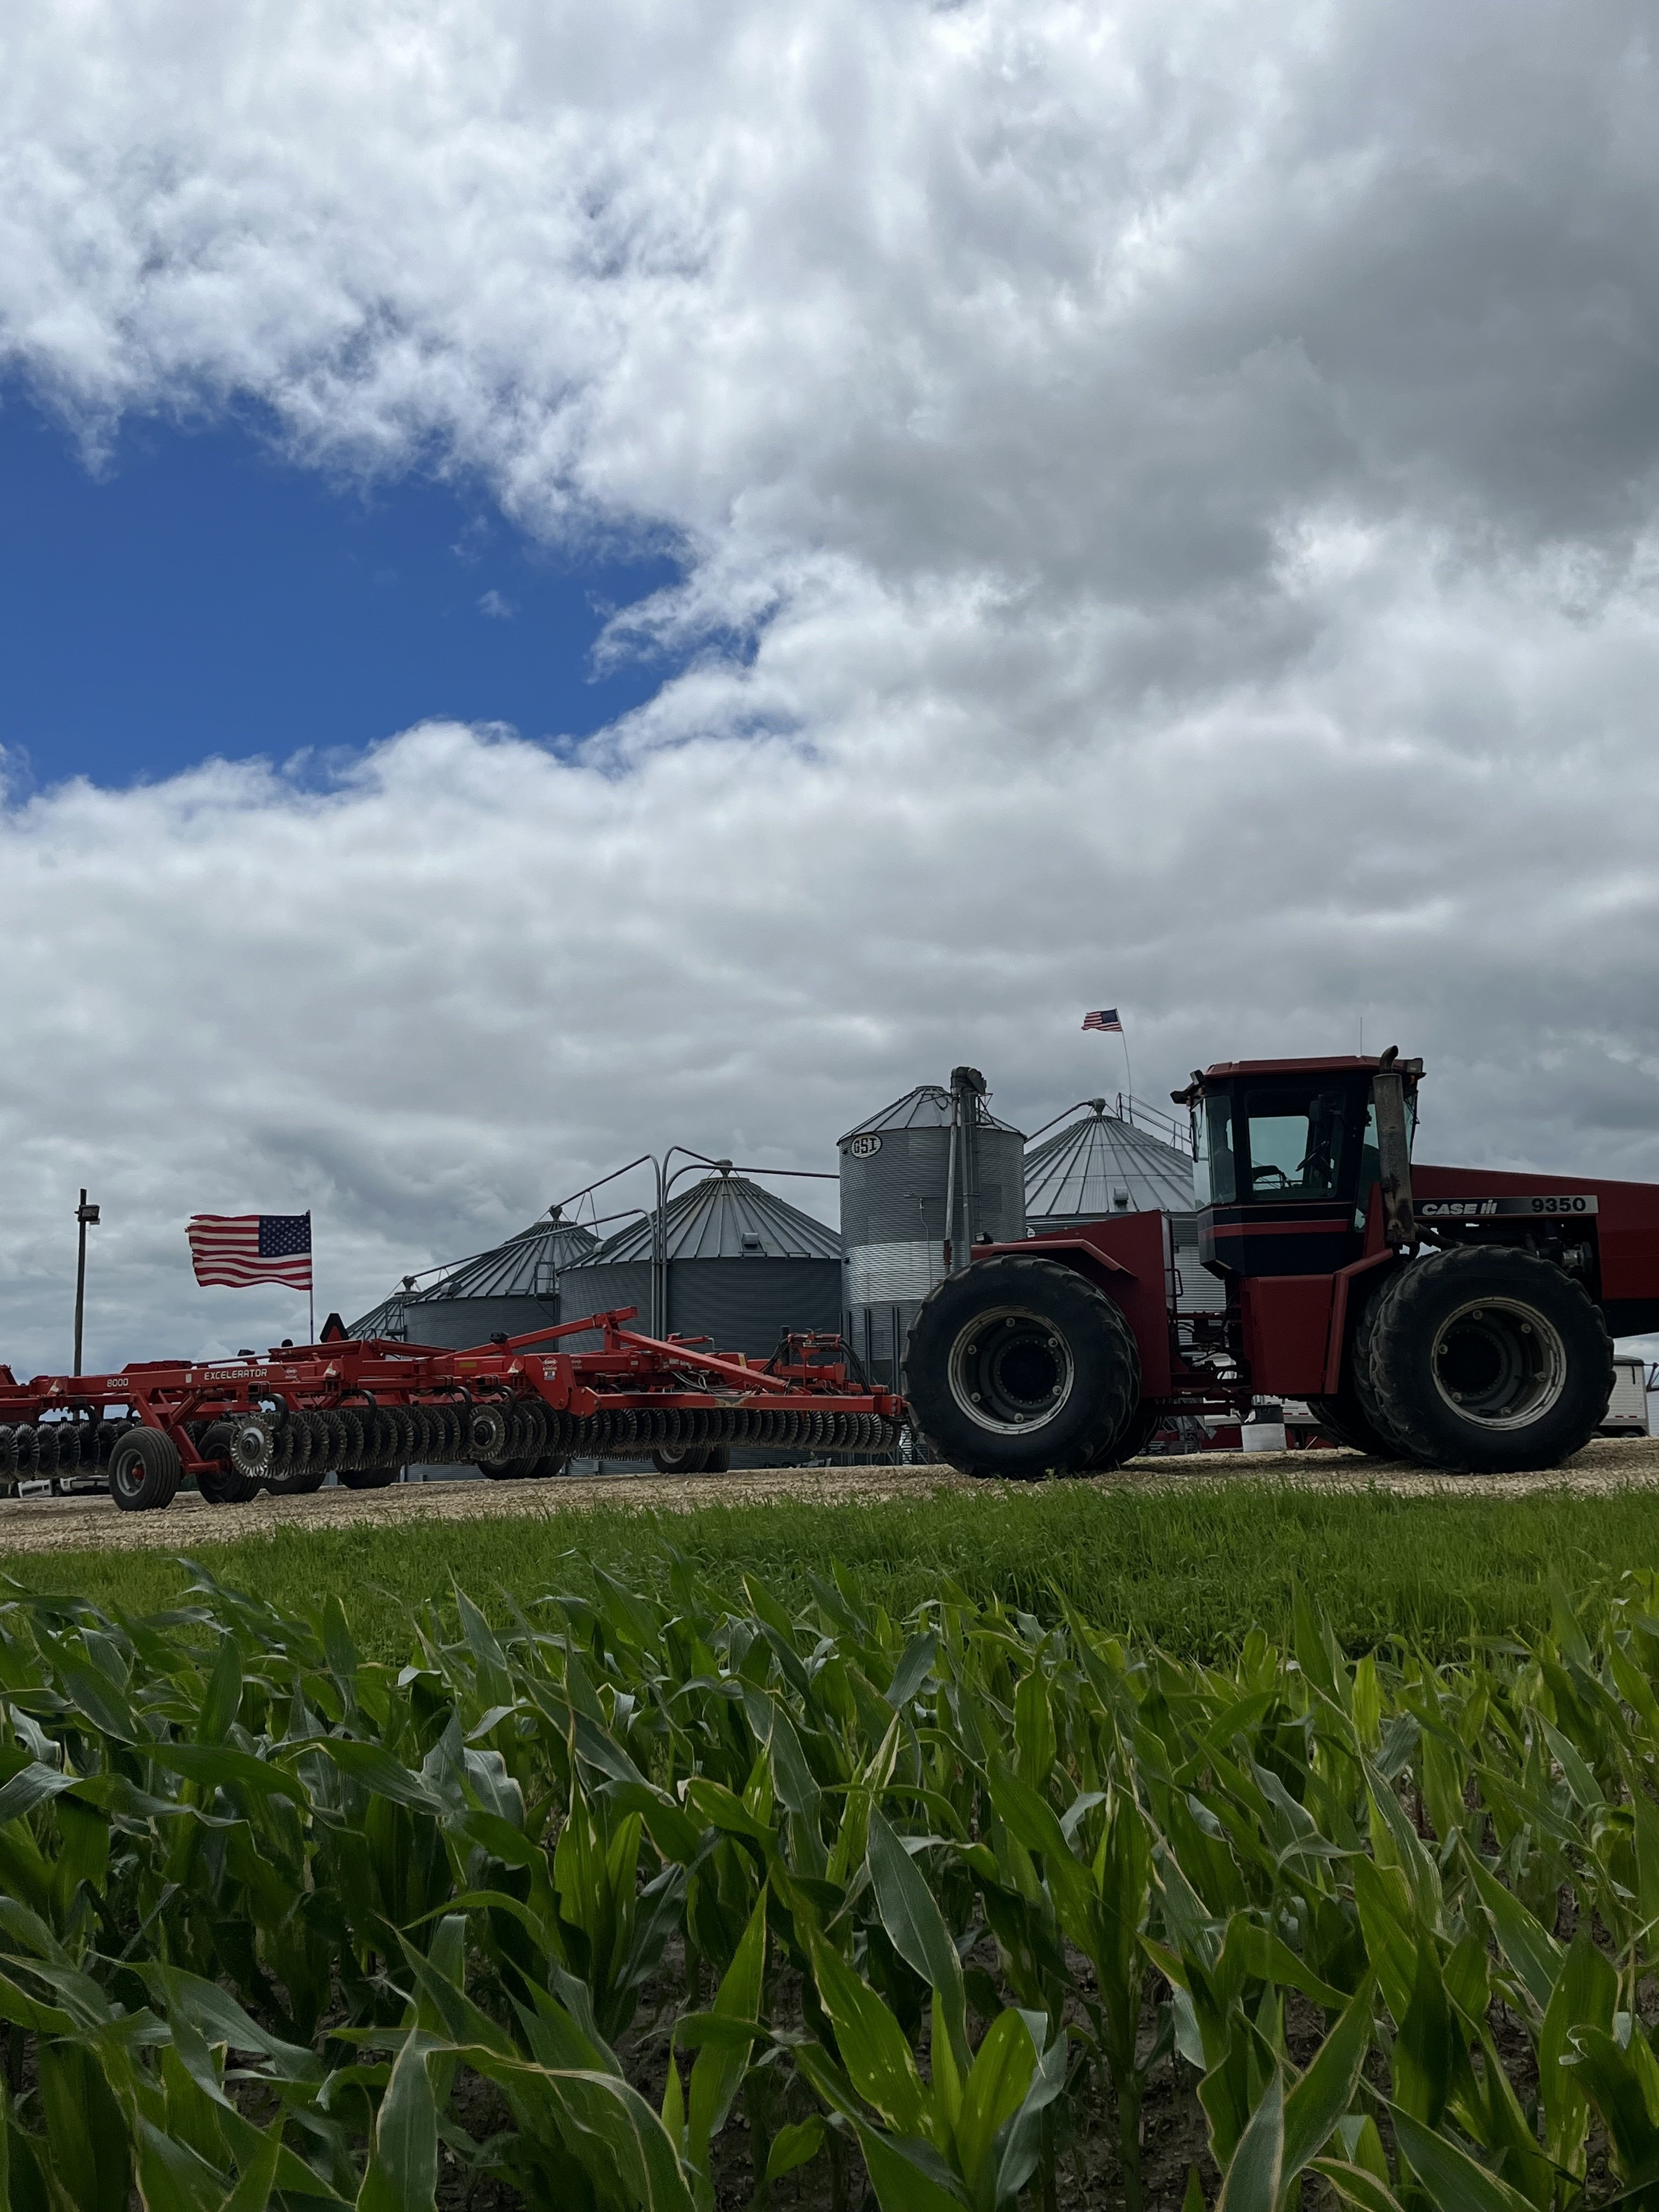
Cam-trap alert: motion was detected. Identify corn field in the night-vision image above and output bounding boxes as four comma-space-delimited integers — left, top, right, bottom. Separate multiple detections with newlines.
5, 1558, 1659, 2210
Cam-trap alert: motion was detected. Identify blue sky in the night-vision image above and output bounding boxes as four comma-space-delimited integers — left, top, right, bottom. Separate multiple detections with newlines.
0, 389, 675, 789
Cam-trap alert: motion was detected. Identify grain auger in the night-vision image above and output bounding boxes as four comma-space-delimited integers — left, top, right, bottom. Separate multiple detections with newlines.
0, 1308, 905, 1510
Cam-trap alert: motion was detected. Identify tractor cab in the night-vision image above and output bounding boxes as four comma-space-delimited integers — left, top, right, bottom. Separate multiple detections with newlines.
1175, 1055, 1420, 1280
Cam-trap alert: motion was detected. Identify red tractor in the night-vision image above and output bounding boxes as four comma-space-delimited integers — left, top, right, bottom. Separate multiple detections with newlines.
904, 1049, 1659, 1476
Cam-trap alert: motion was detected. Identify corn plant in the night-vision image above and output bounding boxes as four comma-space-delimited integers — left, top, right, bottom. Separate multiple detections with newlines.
7, 1556, 1659, 2205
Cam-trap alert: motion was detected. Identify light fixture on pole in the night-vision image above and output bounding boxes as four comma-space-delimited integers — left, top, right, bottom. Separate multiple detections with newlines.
72, 1189, 100, 1378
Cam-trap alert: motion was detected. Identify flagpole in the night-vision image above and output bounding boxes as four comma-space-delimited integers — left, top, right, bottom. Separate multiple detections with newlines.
1121, 1031, 1133, 1110
307, 1212, 315, 1345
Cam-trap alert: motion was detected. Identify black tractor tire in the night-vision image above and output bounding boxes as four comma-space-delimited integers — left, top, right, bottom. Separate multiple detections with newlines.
904, 1256, 1142, 1480
1082, 1402, 1163, 1471
1305, 1389, 1400, 1459
1355, 1246, 1613, 1474
108, 1427, 182, 1513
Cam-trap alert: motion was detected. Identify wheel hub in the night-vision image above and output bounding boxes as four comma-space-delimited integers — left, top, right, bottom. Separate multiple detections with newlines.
228, 1416, 274, 1477
1431, 1297, 1567, 1430
950, 1307, 1074, 1435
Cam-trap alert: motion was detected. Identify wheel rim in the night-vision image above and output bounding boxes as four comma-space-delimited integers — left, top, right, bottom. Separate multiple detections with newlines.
110, 1446, 145, 1500
1430, 1297, 1568, 1430
949, 1306, 1075, 1436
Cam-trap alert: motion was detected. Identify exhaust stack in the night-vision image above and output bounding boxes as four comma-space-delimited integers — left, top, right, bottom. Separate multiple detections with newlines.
1372, 1046, 1423, 1249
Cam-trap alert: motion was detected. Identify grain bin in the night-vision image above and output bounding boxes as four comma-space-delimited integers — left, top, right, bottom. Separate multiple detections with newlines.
351, 1207, 601, 1351
557, 1170, 842, 1357
839, 1068, 1025, 1385
1023, 1097, 1220, 1312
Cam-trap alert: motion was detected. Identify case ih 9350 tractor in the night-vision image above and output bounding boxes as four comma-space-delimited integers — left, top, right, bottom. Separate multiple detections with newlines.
904, 1049, 1659, 1477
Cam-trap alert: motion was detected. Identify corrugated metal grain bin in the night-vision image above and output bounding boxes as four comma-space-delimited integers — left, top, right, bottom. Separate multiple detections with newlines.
1023, 1098, 1220, 1313
840, 1074, 1024, 1386
349, 1209, 601, 1351
557, 1171, 842, 1358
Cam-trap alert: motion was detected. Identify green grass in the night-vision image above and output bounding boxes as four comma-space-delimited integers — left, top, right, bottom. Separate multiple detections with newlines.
10, 1474, 1659, 1657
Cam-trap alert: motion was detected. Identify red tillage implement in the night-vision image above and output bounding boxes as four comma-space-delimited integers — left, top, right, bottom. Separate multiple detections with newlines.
0, 1309, 904, 1512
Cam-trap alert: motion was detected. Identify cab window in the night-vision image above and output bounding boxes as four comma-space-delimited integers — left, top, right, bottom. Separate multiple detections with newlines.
1242, 1087, 1350, 1198
1194, 1093, 1237, 1205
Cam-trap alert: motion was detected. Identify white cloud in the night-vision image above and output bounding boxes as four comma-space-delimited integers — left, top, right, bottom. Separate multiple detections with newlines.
476, 588, 516, 619
1, 0, 1658, 1370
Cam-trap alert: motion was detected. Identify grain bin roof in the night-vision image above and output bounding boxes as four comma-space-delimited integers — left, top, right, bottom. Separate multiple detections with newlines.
347, 1284, 417, 1340
411, 1209, 601, 1302
839, 1085, 1023, 1142
594, 1172, 841, 1263
1024, 1101, 1194, 1217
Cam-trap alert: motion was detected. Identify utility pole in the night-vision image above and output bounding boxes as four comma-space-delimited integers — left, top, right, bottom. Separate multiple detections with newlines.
72, 1189, 100, 1377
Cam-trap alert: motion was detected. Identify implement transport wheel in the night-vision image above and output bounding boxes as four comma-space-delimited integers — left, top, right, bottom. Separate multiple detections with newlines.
468, 1403, 512, 1474
193, 1421, 255, 1504
108, 1427, 182, 1513
651, 1444, 725, 1474
340, 1409, 398, 1489
295, 1412, 332, 1491
475, 1397, 536, 1479
264, 1413, 314, 1498
904, 1255, 1141, 1479
479, 1454, 538, 1480
1355, 1246, 1613, 1473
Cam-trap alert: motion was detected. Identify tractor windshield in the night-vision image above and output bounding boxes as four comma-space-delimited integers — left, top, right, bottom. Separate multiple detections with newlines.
1242, 1086, 1352, 1199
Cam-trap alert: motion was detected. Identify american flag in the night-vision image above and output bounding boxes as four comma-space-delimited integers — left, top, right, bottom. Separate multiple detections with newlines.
1082, 1008, 1123, 1033
187, 1214, 313, 1290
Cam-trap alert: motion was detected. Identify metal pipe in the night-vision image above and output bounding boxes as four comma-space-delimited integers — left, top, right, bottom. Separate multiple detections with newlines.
657, 1150, 728, 1334
943, 1090, 959, 1274
1023, 1098, 1108, 1143
948, 1067, 987, 1268
72, 1189, 99, 1376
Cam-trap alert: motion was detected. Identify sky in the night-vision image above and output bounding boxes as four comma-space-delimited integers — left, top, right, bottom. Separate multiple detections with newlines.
0, 397, 674, 787
1, 0, 1657, 1372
